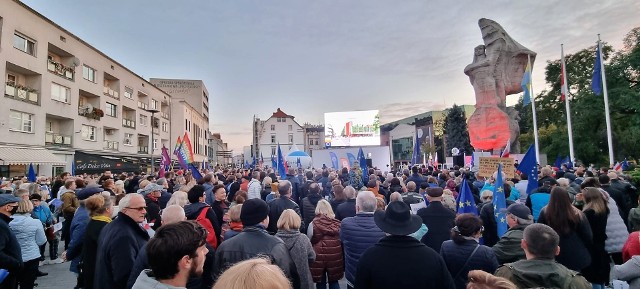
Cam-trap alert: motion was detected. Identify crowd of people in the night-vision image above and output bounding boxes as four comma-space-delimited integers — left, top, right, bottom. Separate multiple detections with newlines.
0, 161, 639, 289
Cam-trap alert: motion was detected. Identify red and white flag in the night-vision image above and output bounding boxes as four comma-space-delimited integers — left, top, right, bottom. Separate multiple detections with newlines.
500, 139, 511, 158
613, 162, 622, 171
560, 58, 568, 102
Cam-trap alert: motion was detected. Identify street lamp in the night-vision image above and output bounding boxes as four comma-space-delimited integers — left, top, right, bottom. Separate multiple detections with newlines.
144, 108, 160, 176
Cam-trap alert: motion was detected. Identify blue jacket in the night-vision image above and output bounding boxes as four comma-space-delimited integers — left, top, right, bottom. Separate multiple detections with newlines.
9, 214, 46, 262
66, 205, 89, 273
203, 183, 215, 206
525, 188, 551, 221
440, 239, 499, 289
407, 173, 426, 189
339, 213, 385, 285
32, 204, 53, 225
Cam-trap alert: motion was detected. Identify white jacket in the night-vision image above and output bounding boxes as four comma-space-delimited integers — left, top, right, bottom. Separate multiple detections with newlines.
247, 179, 262, 200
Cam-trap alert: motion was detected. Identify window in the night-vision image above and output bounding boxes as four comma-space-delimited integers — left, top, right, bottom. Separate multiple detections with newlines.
82, 65, 96, 82
151, 99, 158, 110
315, 140, 319, 145
162, 122, 168, 132
185, 119, 188, 131
123, 133, 133, 146
271, 147, 276, 156
288, 125, 292, 131
271, 135, 276, 144
81, 125, 96, 141
9, 110, 33, 132
270, 124, 275, 131
13, 33, 36, 56
139, 114, 147, 126
124, 87, 133, 99
51, 83, 70, 103
106, 102, 117, 117
153, 139, 158, 150
6, 74, 16, 85
309, 139, 314, 145
288, 134, 293, 143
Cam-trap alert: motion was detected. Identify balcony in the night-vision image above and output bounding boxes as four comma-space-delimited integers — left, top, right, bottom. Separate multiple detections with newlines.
152, 127, 159, 134
122, 118, 136, 129
47, 59, 74, 81
104, 140, 119, 151
103, 86, 119, 100
78, 105, 104, 120
137, 101, 149, 110
138, 146, 149, 154
5, 83, 39, 104
161, 112, 169, 119
44, 132, 72, 146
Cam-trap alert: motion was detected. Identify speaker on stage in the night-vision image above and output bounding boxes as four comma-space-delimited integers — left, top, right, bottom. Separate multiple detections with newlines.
366, 159, 372, 168
453, 155, 464, 167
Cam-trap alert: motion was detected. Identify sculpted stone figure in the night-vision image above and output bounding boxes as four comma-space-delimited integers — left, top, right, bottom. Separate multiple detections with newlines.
465, 18, 536, 152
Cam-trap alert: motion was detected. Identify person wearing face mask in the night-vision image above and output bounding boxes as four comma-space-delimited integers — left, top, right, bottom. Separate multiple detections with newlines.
0, 194, 23, 289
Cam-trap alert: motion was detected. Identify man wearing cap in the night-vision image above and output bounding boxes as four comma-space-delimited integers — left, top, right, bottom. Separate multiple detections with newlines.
0, 194, 23, 289
214, 198, 299, 288
94, 194, 150, 289
355, 201, 455, 289
141, 183, 163, 231
495, 223, 591, 289
416, 187, 456, 252
492, 203, 533, 265
64, 184, 104, 287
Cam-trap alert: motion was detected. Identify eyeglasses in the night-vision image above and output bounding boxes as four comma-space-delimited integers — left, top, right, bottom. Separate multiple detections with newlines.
125, 206, 147, 211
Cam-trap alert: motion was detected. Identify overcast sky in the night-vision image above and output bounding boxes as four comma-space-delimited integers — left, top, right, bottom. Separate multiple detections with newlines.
22, 0, 639, 153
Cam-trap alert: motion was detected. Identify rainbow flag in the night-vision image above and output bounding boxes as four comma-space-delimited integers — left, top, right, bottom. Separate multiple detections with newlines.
173, 136, 188, 170
182, 132, 195, 163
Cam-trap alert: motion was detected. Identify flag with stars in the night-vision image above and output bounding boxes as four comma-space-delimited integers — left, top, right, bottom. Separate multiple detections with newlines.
518, 144, 539, 195
493, 163, 508, 238
456, 179, 478, 215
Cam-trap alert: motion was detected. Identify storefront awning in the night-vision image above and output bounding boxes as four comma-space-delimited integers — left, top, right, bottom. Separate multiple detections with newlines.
0, 147, 66, 165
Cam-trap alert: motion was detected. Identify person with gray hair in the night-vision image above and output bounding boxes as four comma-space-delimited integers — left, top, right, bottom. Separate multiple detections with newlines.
340, 191, 385, 289
335, 186, 357, 221
495, 223, 591, 289
267, 180, 302, 234
492, 203, 533, 265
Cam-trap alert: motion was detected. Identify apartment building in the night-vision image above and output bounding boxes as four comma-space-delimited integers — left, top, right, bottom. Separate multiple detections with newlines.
303, 124, 325, 156
0, 0, 172, 177
208, 133, 231, 166
251, 108, 305, 162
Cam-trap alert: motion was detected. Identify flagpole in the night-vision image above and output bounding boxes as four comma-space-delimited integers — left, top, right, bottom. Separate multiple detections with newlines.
598, 35, 614, 167
528, 54, 541, 164
561, 44, 575, 165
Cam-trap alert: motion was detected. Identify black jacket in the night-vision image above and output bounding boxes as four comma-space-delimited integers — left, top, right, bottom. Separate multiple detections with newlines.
267, 196, 303, 234
184, 202, 222, 246
0, 214, 22, 289
416, 201, 456, 252
335, 199, 356, 221
480, 199, 515, 247
214, 225, 300, 288
82, 219, 110, 289
440, 239, 499, 289
94, 212, 150, 289
302, 194, 322, 233
144, 195, 161, 231
355, 235, 455, 289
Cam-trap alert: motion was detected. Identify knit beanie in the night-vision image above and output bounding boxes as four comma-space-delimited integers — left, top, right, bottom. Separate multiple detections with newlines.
240, 198, 269, 227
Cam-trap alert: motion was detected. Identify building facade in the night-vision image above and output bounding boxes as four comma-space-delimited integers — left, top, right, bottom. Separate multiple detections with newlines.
251, 108, 305, 165
303, 124, 325, 155
0, 0, 174, 177
207, 133, 231, 166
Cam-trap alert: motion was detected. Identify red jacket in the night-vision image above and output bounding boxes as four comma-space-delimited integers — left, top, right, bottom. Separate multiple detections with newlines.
310, 214, 344, 282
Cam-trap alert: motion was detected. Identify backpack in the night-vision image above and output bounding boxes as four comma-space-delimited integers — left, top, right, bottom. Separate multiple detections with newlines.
196, 207, 218, 249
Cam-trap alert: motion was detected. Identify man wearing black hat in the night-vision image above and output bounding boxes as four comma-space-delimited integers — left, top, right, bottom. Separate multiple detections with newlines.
213, 198, 299, 288
416, 187, 456, 252
492, 203, 533, 265
0, 194, 23, 289
355, 201, 455, 289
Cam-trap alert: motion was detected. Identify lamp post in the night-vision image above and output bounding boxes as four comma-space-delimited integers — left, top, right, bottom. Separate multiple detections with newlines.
145, 108, 160, 176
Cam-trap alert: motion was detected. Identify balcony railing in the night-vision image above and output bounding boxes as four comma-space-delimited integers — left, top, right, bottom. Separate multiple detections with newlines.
5, 83, 38, 104
161, 112, 170, 119
78, 105, 103, 120
103, 86, 119, 100
122, 118, 136, 129
104, 140, 119, 150
137, 101, 149, 110
138, 146, 149, 154
47, 59, 74, 80
45, 132, 72, 146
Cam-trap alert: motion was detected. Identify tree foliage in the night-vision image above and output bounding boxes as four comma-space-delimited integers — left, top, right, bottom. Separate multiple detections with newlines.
443, 104, 473, 156
516, 27, 640, 166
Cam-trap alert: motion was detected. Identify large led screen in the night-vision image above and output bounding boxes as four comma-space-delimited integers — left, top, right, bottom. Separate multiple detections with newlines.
324, 110, 380, 147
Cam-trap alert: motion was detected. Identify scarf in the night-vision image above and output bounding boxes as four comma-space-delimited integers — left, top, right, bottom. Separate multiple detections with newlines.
229, 221, 243, 232
91, 215, 112, 223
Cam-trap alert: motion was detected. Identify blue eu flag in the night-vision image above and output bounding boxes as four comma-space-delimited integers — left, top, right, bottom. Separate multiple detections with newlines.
518, 144, 539, 195
493, 164, 507, 238
456, 179, 478, 215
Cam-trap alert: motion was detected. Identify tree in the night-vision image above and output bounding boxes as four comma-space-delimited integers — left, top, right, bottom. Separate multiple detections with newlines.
443, 104, 472, 156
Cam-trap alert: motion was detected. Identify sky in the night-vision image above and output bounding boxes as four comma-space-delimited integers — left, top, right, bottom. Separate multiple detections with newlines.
21, 0, 640, 153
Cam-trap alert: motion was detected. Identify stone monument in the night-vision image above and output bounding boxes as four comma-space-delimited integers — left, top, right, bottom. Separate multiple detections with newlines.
464, 18, 536, 154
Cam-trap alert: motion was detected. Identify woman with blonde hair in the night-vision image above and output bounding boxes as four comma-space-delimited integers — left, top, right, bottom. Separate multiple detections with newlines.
223, 204, 243, 240
81, 194, 113, 289
166, 191, 189, 207
261, 176, 273, 201
10, 199, 46, 288
466, 270, 517, 289
276, 209, 315, 289
212, 257, 292, 289
307, 200, 343, 289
